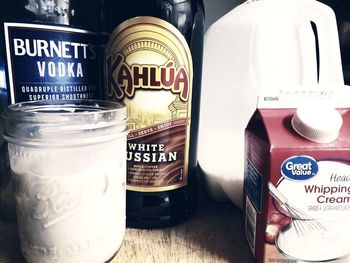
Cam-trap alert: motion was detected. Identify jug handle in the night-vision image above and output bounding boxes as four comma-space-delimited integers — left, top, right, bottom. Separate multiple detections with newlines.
298, 0, 344, 85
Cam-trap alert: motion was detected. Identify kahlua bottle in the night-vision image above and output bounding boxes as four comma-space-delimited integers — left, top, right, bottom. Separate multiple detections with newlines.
102, 0, 205, 228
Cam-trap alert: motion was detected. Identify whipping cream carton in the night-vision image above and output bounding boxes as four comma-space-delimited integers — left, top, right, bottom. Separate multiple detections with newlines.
244, 86, 350, 263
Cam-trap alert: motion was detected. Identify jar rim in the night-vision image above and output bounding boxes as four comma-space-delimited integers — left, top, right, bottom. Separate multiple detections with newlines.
2, 99, 126, 122
2, 99, 128, 147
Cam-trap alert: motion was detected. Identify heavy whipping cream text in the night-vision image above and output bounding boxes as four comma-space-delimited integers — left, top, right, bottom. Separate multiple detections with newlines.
304, 179, 350, 204
282, 157, 350, 205
278, 160, 350, 212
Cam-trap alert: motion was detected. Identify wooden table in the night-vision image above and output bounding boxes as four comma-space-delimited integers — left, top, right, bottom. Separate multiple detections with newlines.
0, 198, 253, 263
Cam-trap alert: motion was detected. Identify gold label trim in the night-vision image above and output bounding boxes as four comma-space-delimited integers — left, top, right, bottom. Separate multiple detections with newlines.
106, 16, 193, 191
127, 183, 187, 192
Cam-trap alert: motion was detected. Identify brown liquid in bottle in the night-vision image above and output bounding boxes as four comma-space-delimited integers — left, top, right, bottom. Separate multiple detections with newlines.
102, 0, 204, 228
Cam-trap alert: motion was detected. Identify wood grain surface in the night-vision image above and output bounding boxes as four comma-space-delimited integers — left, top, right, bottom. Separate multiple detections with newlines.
0, 198, 253, 263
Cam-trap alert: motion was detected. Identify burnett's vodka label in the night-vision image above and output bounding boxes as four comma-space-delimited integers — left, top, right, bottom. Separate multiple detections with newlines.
4, 23, 101, 103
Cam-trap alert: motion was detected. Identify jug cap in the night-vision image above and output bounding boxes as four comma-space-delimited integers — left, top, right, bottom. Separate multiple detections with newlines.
291, 104, 343, 143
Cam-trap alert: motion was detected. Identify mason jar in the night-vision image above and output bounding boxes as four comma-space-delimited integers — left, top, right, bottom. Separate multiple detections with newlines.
2, 99, 127, 263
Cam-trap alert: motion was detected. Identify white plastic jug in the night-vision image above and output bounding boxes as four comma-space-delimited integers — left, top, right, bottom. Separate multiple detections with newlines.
198, 0, 344, 208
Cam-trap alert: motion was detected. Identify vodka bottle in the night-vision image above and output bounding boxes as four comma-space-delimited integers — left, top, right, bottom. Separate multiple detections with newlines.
0, 0, 102, 221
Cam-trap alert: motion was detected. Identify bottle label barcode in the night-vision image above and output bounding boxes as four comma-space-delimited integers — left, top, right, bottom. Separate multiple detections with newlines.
245, 196, 257, 256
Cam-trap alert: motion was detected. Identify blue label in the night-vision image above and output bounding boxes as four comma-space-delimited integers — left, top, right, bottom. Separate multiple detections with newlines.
4, 23, 101, 103
281, 155, 318, 180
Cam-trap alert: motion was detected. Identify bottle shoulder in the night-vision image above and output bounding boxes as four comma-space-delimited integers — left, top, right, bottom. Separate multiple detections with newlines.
1, 0, 100, 31
101, 0, 204, 36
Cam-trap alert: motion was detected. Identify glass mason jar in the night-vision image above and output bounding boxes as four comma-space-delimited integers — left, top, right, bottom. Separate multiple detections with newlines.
0, 0, 104, 223
2, 100, 127, 263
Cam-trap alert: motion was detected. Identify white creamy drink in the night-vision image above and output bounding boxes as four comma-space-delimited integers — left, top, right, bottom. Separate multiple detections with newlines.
3, 100, 127, 263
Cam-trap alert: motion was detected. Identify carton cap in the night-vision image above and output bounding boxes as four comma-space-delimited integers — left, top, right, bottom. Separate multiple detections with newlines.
291, 105, 343, 143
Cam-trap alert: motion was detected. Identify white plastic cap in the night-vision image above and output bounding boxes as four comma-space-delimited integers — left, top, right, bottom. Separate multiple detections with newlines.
291, 105, 343, 143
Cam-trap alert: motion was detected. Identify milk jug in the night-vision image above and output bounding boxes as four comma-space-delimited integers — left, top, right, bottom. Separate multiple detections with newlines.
198, 0, 344, 207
